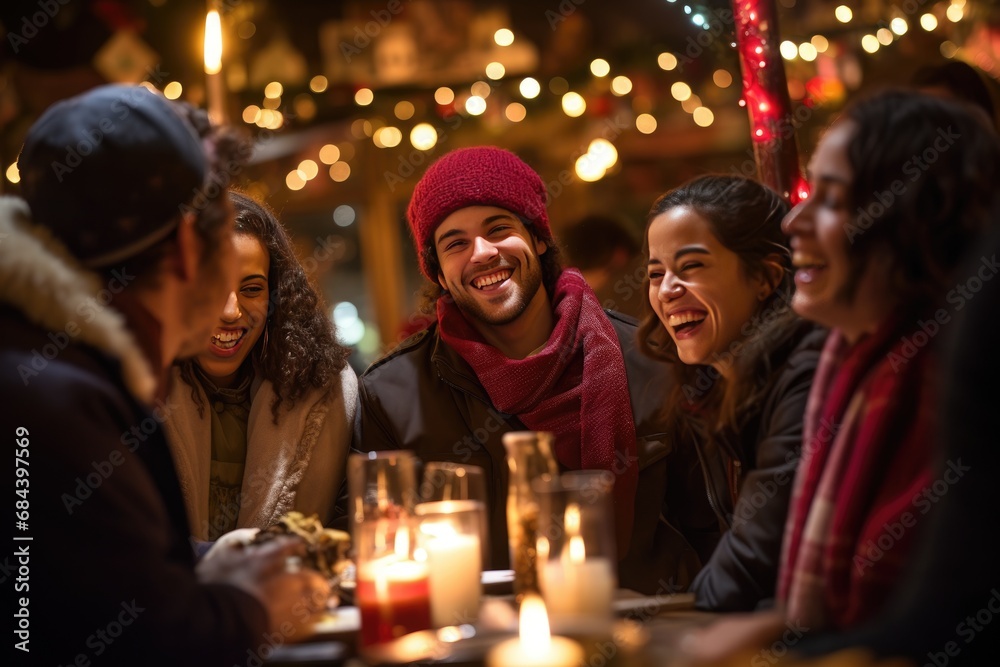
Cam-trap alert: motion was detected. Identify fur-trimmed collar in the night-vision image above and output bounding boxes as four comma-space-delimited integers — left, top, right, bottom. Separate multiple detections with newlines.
0, 196, 156, 404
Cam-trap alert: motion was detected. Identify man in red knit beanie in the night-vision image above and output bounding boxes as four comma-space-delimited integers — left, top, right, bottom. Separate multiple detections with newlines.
350, 146, 714, 598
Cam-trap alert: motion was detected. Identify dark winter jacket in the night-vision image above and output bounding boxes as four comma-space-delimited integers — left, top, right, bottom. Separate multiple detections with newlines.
690, 320, 827, 610
0, 197, 267, 665
351, 309, 714, 594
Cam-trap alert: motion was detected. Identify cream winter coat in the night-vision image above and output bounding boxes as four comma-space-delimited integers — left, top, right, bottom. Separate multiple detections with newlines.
164, 363, 357, 541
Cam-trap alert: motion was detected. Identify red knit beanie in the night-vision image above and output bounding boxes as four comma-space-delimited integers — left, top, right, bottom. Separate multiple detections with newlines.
407, 146, 552, 280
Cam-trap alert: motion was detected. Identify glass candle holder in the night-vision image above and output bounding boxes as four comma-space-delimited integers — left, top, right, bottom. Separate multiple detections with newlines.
419, 462, 489, 567
503, 432, 559, 600
354, 518, 431, 647
348, 450, 419, 528
348, 451, 431, 646
415, 500, 484, 627
533, 470, 617, 628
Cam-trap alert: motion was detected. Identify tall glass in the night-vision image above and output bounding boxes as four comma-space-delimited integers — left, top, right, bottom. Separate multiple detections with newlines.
502, 431, 558, 599
348, 451, 431, 647
534, 470, 617, 629
415, 500, 484, 627
420, 462, 489, 566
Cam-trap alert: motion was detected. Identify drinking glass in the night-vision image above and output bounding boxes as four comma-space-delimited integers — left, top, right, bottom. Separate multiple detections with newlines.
533, 470, 617, 629
348, 450, 431, 647
420, 461, 489, 565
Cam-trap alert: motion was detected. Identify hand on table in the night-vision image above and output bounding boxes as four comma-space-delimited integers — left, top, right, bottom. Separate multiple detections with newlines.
196, 535, 331, 636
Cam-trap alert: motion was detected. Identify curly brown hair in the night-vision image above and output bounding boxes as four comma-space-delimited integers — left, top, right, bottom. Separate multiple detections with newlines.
180, 191, 351, 422
637, 175, 797, 435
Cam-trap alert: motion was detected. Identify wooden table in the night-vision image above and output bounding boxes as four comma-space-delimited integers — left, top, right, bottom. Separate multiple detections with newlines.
264, 592, 719, 666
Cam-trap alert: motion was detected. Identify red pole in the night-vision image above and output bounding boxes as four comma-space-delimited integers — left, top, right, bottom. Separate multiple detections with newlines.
732, 0, 807, 203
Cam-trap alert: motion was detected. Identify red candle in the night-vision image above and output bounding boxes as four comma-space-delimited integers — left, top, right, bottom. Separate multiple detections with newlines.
357, 558, 432, 646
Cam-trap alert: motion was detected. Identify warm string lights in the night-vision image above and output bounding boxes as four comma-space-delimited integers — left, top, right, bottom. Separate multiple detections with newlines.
253, 10, 731, 191
733, 0, 805, 203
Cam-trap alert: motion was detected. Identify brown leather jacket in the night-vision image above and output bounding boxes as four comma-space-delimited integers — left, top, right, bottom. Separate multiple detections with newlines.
349, 310, 711, 594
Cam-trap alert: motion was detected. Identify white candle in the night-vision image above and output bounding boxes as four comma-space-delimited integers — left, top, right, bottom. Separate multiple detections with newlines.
420, 522, 482, 627
542, 556, 615, 619
486, 595, 584, 667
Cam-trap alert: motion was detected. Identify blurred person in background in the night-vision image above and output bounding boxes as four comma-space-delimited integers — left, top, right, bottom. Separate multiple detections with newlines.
561, 213, 646, 317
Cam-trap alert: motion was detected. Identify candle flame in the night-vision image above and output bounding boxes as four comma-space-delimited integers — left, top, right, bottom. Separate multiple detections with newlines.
204, 10, 222, 75
394, 525, 410, 556
519, 595, 552, 651
564, 503, 581, 534
568, 535, 586, 564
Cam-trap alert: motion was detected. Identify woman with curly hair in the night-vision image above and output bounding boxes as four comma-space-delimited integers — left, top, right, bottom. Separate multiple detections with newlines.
165, 191, 357, 541
639, 174, 826, 611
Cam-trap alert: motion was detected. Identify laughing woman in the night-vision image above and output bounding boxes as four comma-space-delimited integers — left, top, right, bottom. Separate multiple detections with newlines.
165, 192, 357, 541
775, 90, 1000, 631
639, 175, 826, 611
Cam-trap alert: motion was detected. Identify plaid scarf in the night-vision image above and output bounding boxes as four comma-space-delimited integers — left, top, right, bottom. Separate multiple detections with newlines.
778, 312, 936, 629
437, 268, 638, 556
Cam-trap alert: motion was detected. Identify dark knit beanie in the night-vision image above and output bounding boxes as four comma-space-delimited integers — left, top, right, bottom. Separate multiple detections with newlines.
18, 84, 207, 268
406, 146, 552, 280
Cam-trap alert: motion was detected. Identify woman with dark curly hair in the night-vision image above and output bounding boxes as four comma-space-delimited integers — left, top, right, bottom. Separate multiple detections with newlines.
639, 174, 826, 611
165, 191, 356, 541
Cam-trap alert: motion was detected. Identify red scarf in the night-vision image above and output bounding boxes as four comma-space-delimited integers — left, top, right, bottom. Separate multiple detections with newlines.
778, 311, 936, 629
437, 269, 638, 556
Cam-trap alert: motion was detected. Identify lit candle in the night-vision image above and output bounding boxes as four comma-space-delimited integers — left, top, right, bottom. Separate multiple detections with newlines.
540, 504, 615, 621
356, 554, 432, 646
203, 5, 226, 124
486, 595, 584, 667
420, 519, 482, 627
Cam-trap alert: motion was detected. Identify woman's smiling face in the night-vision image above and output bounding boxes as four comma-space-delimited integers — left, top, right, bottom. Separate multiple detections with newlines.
647, 205, 771, 371
195, 233, 270, 386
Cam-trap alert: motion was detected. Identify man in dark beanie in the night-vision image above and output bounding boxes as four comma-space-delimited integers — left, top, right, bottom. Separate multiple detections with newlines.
352, 146, 714, 595
0, 84, 327, 665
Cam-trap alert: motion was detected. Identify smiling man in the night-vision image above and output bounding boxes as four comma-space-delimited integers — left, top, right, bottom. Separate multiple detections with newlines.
353, 146, 709, 595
